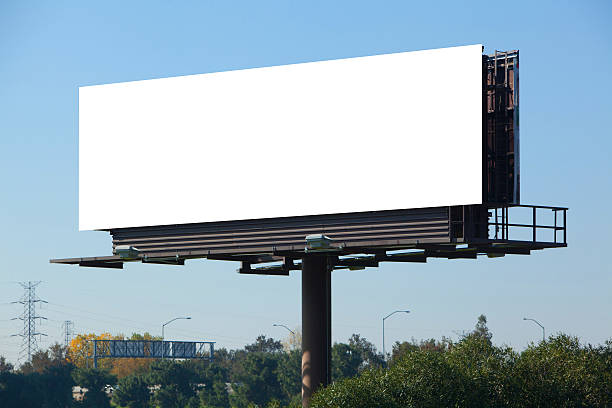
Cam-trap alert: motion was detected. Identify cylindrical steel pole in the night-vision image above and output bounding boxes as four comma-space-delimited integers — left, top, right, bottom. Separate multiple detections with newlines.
301, 255, 331, 407
382, 318, 385, 365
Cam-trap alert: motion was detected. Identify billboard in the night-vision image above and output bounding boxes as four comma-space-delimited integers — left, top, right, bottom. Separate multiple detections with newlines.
79, 44, 483, 230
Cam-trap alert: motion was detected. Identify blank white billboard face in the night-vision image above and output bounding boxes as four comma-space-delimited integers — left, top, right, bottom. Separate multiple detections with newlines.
79, 44, 483, 230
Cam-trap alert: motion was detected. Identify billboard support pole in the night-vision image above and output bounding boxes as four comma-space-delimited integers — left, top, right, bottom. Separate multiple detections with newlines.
301, 255, 331, 407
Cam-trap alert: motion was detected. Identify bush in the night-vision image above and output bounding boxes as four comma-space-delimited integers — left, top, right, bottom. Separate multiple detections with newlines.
311, 334, 612, 408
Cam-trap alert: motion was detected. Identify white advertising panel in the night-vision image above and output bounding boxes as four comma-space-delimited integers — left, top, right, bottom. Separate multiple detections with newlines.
79, 44, 483, 230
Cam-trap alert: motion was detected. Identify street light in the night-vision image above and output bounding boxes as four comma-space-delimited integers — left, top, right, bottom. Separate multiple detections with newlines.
162, 316, 191, 359
382, 310, 410, 366
273, 324, 295, 335
523, 317, 545, 342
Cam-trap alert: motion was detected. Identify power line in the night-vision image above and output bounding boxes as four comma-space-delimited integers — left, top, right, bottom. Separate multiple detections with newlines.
44, 302, 252, 343
11, 281, 47, 363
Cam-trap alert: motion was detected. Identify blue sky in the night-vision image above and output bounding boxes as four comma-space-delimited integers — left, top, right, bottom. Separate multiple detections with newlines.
1, 1, 611, 365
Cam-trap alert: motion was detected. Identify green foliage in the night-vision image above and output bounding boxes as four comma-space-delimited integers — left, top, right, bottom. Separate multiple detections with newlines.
195, 362, 230, 408
20, 343, 68, 374
245, 335, 284, 353
231, 351, 285, 407
473, 314, 493, 344
5, 328, 612, 408
332, 343, 362, 380
199, 380, 230, 408
331, 334, 384, 382
72, 367, 116, 408
112, 374, 151, 408
41, 364, 76, 408
312, 331, 612, 408
445, 333, 517, 407
390, 337, 451, 366
277, 349, 302, 400
347, 334, 384, 370
0, 363, 74, 408
0, 355, 14, 373
148, 360, 198, 408
311, 368, 395, 408
513, 334, 612, 407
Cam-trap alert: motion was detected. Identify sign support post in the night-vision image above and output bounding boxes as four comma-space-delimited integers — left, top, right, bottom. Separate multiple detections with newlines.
93, 339, 97, 369
301, 255, 332, 407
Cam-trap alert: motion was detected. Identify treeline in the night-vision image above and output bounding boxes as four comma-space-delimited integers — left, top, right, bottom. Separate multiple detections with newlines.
312, 320, 612, 407
0, 331, 382, 407
1, 316, 611, 407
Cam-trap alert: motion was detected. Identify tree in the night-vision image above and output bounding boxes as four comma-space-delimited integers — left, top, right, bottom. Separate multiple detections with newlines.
332, 343, 362, 381
282, 329, 302, 352
27, 350, 52, 374
310, 368, 392, 408
245, 335, 284, 353
390, 337, 453, 366
72, 367, 117, 408
38, 363, 75, 408
277, 349, 301, 402
0, 356, 14, 373
314, 336, 504, 408
196, 363, 230, 408
1, 346, 73, 407
148, 360, 198, 408
232, 352, 284, 407
0, 371, 37, 408
347, 334, 384, 370
513, 334, 612, 407
19, 343, 68, 374
49, 343, 68, 362
67, 332, 113, 370
112, 374, 151, 408
446, 331, 517, 406
473, 314, 493, 344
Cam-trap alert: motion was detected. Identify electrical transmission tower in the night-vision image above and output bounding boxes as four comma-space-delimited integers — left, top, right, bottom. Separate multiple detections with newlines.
12, 281, 47, 363
62, 320, 74, 348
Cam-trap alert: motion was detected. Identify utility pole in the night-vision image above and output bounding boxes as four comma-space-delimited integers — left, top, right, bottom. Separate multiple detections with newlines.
12, 281, 47, 363
62, 320, 74, 348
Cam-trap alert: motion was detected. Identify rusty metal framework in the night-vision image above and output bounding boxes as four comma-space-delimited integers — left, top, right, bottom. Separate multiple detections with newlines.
51, 204, 566, 273
485, 50, 519, 204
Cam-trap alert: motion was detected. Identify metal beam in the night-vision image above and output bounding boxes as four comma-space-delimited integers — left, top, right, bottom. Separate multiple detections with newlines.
301, 255, 331, 407
79, 261, 123, 269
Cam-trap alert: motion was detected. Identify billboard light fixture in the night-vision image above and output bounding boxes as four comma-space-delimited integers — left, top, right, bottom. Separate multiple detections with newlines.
115, 245, 140, 259
305, 234, 334, 252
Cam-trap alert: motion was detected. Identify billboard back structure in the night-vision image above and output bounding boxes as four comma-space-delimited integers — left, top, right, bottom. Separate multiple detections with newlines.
79, 44, 485, 231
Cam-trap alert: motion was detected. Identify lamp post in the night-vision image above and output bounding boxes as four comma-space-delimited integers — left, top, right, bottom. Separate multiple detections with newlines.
382, 310, 410, 366
162, 316, 191, 359
523, 317, 545, 342
273, 324, 295, 334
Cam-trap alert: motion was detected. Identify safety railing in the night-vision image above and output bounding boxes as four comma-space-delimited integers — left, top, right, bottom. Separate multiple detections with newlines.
488, 204, 567, 244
